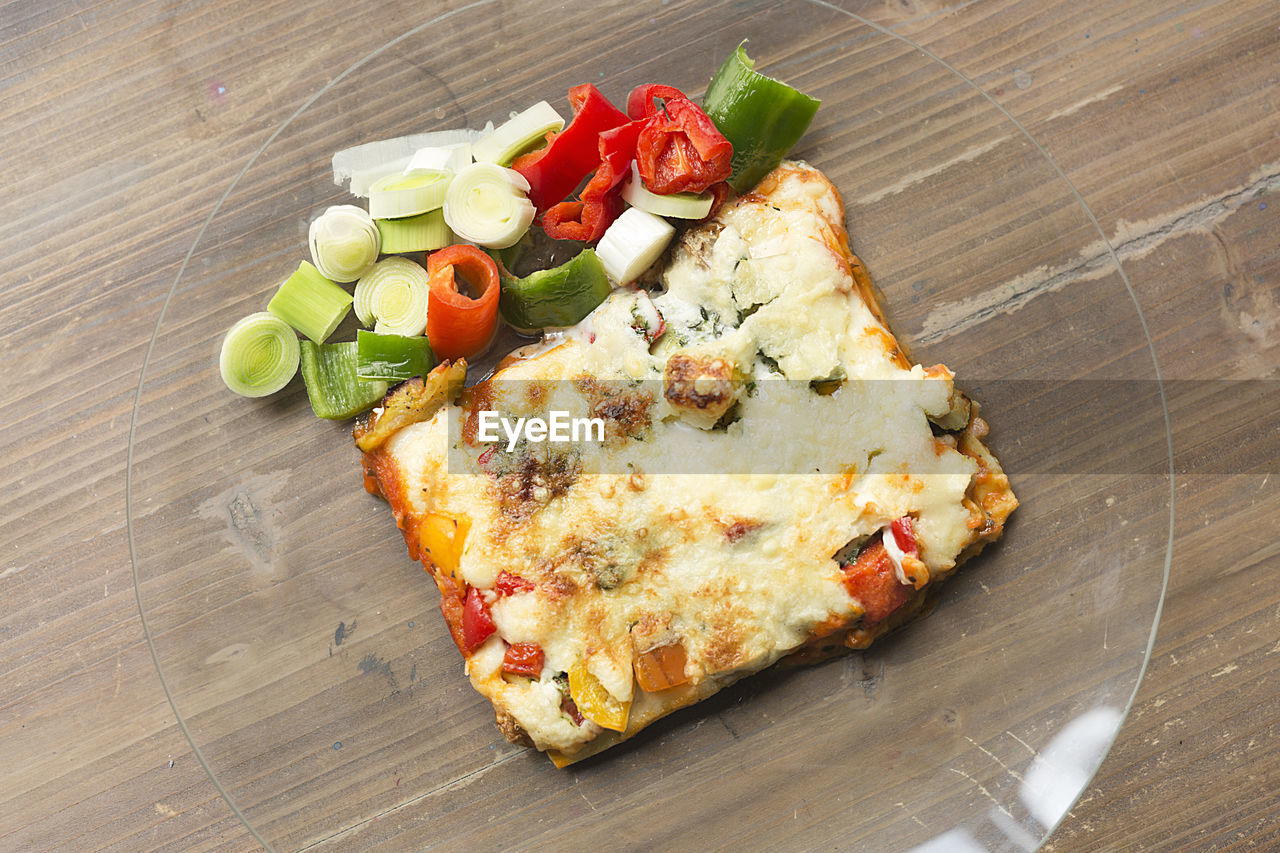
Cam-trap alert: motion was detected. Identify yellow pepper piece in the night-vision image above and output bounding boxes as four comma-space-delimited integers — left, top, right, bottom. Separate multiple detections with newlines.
419, 513, 470, 578
568, 662, 630, 732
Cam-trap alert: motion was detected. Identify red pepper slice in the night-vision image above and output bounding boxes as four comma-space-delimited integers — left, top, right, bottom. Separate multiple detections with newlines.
889, 516, 919, 556
512, 84, 630, 211
626, 84, 686, 120
841, 538, 911, 626
494, 570, 535, 596
501, 642, 545, 678
461, 586, 496, 653
628, 85, 732, 195
426, 244, 500, 360
541, 118, 645, 242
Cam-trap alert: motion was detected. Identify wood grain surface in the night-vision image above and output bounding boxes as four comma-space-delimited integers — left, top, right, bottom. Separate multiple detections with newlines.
2, 0, 1277, 850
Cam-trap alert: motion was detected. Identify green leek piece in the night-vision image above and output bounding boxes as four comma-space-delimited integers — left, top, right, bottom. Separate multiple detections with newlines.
472, 101, 565, 167
266, 261, 353, 343
443, 162, 535, 249
356, 330, 436, 381
596, 208, 675, 286
298, 340, 389, 419
498, 248, 612, 330
621, 161, 714, 219
368, 169, 451, 219
702, 44, 821, 193
309, 205, 381, 282
376, 209, 452, 253
353, 256, 431, 336
218, 312, 300, 397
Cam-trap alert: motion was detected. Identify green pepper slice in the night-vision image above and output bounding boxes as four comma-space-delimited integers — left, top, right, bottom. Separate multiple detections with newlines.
356, 330, 436, 382
702, 45, 821, 193
299, 340, 388, 420
498, 248, 612, 330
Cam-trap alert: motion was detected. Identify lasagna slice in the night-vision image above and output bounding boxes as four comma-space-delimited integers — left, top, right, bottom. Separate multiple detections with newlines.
356, 162, 1016, 766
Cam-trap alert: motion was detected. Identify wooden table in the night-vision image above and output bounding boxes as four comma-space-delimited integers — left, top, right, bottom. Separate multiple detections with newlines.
2, 0, 1276, 849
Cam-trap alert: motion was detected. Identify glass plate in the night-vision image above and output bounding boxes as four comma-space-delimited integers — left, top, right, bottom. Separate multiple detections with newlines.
128, 2, 1171, 850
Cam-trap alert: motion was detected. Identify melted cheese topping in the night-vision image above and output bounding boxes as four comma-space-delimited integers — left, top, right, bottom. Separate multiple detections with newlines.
374, 162, 1013, 756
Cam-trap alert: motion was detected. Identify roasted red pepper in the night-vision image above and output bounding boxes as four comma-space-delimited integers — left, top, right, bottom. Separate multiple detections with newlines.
494, 570, 536, 596
841, 538, 911, 626
501, 642, 545, 678
889, 516, 919, 556
512, 84, 630, 211
461, 586, 496, 653
627, 84, 732, 195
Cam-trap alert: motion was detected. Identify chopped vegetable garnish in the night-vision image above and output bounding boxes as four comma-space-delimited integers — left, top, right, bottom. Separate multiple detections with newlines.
702, 44, 821, 193
462, 586, 496, 653
267, 261, 353, 343
419, 512, 470, 580
353, 256, 432, 336
443, 162, 536, 249
498, 248, 611, 330
353, 359, 467, 452
308, 205, 381, 282
628, 83, 733, 195
621, 161, 714, 219
404, 143, 471, 175
472, 101, 566, 167
539, 118, 643, 243
298, 340, 388, 419
502, 643, 545, 678
511, 84, 630, 211
567, 662, 630, 732
596, 207, 675, 285
333, 128, 481, 196
633, 642, 689, 692
376, 208, 452, 253
368, 169, 451, 219
219, 312, 300, 397
356, 329, 436, 381
426, 244, 501, 359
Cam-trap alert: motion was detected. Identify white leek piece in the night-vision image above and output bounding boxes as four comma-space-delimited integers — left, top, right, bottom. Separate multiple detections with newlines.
368, 169, 451, 219
443, 162, 535, 249
332, 128, 483, 196
471, 101, 564, 167
621, 161, 714, 219
353, 256, 432, 336
405, 143, 472, 175
376, 209, 452, 253
219, 312, 300, 397
597, 207, 676, 285
308, 205, 381, 282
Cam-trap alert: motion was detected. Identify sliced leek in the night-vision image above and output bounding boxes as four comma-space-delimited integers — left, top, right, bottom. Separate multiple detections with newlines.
332, 128, 482, 196
471, 101, 565, 167
621, 161, 714, 219
308, 205, 380, 282
367, 169, 451, 219
298, 340, 388, 419
596, 207, 676, 285
443, 162, 535, 249
405, 143, 472, 175
219, 312, 300, 397
266, 261, 353, 343
376, 208, 452, 253
353, 256, 431, 335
